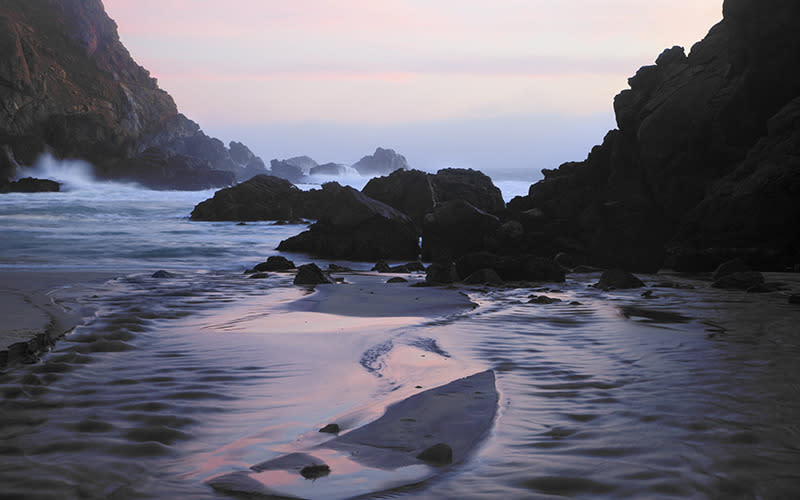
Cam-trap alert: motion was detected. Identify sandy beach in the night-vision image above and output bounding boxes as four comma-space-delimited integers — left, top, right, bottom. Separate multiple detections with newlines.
0, 270, 121, 368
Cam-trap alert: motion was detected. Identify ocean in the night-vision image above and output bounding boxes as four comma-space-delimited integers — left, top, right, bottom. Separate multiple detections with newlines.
1, 159, 799, 499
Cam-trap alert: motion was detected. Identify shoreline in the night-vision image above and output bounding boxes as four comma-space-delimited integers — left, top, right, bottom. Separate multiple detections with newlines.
0, 270, 123, 369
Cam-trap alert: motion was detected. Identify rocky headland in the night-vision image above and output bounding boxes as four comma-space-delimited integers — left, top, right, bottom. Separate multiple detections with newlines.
0, 0, 268, 190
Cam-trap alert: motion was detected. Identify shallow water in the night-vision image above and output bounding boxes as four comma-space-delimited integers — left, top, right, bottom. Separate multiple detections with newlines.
2, 172, 800, 499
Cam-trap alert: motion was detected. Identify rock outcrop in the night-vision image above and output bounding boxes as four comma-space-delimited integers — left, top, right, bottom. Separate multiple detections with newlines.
352, 147, 408, 176
190, 175, 305, 221
309, 162, 347, 177
0, 0, 267, 189
421, 200, 501, 262
277, 182, 419, 261
508, 0, 800, 272
269, 159, 306, 184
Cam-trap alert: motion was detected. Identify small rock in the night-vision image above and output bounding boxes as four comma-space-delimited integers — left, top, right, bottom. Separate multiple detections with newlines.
594, 269, 645, 290
641, 290, 654, 298
294, 263, 332, 285
248, 272, 269, 279
528, 295, 562, 305
328, 263, 352, 272
372, 260, 391, 273
712, 271, 765, 290
300, 464, 330, 479
387, 277, 408, 283
151, 270, 175, 278
250, 256, 296, 273
416, 443, 453, 465
319, 423, 340, 434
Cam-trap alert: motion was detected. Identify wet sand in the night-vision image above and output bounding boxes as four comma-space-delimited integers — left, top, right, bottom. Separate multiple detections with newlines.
0, 270, 120, 367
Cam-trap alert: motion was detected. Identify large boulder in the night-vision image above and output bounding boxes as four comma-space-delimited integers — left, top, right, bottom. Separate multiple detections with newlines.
294, 263, 332, 285
0, 177, 60, 193
430, 168, 505, 215
269, 159, 306, 184
352, 147, 408, 176
190, 175, 304, 221
422, 200, 500, 262
362, 169, 436, 223
277, 182, 419, 261
115, 147, 236, 190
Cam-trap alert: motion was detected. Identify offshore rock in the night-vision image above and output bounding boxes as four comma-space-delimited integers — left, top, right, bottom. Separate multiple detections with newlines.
190, 175, 304, 221
309, 162, 347, 177
594, 269, 645, 291
0, 177, 60, 193
352, 147, 408, 176
278, 183, 419, 261
248, 256, 296, 273
430, 168, 505, 215
269, 159, 306, 184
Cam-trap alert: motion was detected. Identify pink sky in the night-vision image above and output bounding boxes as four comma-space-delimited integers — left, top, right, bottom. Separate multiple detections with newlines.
103, 1, 724, 178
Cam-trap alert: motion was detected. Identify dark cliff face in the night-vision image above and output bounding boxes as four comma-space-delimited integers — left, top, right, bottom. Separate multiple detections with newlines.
0, 0, 266, 188
513, 0, 800, 271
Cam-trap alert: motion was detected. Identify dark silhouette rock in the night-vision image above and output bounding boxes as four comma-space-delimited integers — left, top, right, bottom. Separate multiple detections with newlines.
190, 175, 304, 221
352, 147, 408, 176
362, 169, 436, 223
0, 177, 60, 193
528, 295, 562, 305
328, 263, 352, 272
248, 272, 269, 280
0, 0, 266, 188
789, 294, 800, 305
372, 260, 391, 273
319, 424, 340, 434
249, 256, 296, 273
422, 200, 500, 262
284, 156, 318, 174
712, 258, 751, 281
299, 464, 330, 479
416, 443, 453, 466
293, 263, 332, 285
594, 269, 645, 290
425, 262, 460, 284
431, 168, 505, 215
712, 271, 765, 290
505, 0, 800, 272
278, 183, 419, 261
387, 277, 408, 284
151, 270, 176, 278
463, 268, 503, 286
269, 159, 306, 184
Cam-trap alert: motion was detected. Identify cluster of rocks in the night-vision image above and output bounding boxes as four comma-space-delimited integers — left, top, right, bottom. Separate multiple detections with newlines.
262, 147, 409, 185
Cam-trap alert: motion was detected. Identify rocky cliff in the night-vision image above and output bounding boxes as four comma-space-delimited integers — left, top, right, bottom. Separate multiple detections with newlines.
0, 0, 266, 189
509, 0, 800, 272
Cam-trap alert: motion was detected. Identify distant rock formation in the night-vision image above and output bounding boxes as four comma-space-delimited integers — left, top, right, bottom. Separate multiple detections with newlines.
269, 159, 307, 184
309, 162, 347, 177
352, 147, 409, 176
508, 0, 800, 272
284, 156, 318, 174
0, 0, 267, 189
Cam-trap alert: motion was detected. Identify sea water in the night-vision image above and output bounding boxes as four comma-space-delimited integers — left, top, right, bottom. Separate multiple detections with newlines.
1, 161, 799, 499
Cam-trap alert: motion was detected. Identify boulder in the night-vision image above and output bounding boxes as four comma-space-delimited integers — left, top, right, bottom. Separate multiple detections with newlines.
318, 424, 340, 434
362, 169, 435, 223
309, 162, 347, 177
463, 268, 503, 286
712, 258, 751, 281
248, 256, 296, 273
430, 168, 505, 215
277, 183, 420, 261
387, 277, 408, 284
372, 260, 391, 273
151, 270, 176, 278
594, 269, 645, 290
0, 177, 60, 193
712, 271, 765, 290
293, 263, 332, 285
352, 147, 408, 176
425, 262, 460, 284
422, 200, 501, 262
115, 147, 236, 190
190, 175, 304, 221
528, 295, 562, 305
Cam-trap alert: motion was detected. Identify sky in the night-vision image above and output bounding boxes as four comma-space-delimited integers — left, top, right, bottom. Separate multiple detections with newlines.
103, 0, 724, 182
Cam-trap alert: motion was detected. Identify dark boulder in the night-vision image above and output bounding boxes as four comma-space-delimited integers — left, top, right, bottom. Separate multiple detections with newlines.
372, 260, 391, 273
431, 168, 505, 215
386, 277, 408, 284
463, 268, 503, 286
299, 464, 330, 479
319, 423, 340, 434
528, 295, 562, 305
352, 147, 408, 176
422, 200, 500, 262
293, 263, 332, 285
425, 262, 460, 284
711, 258, 751, 281
248, 256, 296, 273
362, 169, 435, 223
0, 177, 60, 193
278, 183, 419, 261
151, 270, 176, 278
594, 269, 645, 290
712, 271, 765, 290
416, 443, 452, 466
190, 175, 304, 221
